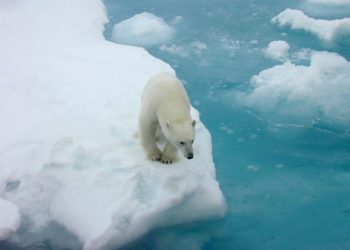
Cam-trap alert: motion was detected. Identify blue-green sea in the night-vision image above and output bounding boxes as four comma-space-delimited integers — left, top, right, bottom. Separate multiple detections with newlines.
104, 0, 350, 249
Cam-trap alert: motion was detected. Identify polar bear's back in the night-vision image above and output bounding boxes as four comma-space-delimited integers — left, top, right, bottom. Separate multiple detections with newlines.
142, 72, 190, 110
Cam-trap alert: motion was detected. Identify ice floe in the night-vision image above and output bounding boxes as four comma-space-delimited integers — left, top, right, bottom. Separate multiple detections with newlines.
264, 40, 290, 61
0, 0, 226, 249
237, 51, 350, 123
307, 0, 350, 6
272, 9, 350, 46
112, 12, 174, 47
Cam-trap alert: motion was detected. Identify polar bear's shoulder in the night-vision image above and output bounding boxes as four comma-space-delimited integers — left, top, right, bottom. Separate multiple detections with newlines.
143, 73, 186, 101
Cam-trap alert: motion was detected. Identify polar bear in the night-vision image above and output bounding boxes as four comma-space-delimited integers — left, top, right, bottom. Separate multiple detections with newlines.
139, 72, 196, 164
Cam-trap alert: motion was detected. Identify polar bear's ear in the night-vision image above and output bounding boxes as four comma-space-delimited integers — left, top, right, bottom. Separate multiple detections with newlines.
192, 120, 196, 127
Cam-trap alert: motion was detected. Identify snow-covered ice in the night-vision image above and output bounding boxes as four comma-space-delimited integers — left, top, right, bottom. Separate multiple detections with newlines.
112, 12, 174, 47
236, 51, 350, 123
264, 40, 290, 61
0, 0, 226, 249
0, 199, 20, 241
272, 9, 350, 46
307, 0, 350, 6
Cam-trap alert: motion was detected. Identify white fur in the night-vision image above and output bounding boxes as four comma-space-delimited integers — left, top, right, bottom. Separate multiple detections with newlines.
139, 73, 195, 164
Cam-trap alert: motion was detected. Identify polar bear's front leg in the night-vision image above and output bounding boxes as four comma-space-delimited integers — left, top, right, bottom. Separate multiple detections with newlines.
139, 121, 162, 161
161, 141, 178, 164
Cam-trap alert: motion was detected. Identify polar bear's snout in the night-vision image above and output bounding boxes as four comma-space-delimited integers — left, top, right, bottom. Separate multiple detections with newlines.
186, 152, 193, 159
178, 141, 194, 160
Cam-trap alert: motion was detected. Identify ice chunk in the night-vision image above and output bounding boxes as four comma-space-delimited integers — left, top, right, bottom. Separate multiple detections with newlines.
0, 199, 20, 241
112, 12, 174, 47
307, 0, 350, 6
0, 0, 226, 249
237, 51, 350, 123
264, 40, 290, 61
272, 9, 350, 46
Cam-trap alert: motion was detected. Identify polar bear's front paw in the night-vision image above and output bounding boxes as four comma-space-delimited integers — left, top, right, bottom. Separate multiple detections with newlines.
147, 150, 162, 161
160, 153, 177, 164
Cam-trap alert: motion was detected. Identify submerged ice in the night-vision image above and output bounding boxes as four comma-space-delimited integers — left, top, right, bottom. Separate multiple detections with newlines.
0, 0, 226, 249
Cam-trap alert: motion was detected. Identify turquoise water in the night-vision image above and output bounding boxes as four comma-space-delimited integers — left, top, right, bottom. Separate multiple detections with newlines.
104, 1, 350, 249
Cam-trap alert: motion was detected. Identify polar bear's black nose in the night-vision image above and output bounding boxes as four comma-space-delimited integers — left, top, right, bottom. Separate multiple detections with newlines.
186, 153, 193, 159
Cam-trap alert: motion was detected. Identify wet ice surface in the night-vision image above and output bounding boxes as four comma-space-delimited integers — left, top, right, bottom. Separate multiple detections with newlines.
104, 0, 350, 249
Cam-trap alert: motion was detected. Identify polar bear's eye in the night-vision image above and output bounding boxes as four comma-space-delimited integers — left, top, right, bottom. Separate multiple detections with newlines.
191, 140, 194, 144
180, 141, 185, 145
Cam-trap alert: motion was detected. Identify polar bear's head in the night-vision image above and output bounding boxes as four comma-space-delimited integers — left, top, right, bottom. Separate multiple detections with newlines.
162, 120, 196, 159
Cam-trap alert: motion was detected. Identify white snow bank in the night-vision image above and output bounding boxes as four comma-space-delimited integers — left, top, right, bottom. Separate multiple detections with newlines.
307, 0, 350, 6
272, 9, 350, 45
264, 40, 290, 61
0, 199, 20, 241
238, 51, 350, 123
112, 12, 174, 47
0, 0, 226, 249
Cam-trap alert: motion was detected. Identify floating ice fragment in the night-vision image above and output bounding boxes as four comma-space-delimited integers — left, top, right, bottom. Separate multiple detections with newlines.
238, 51, 350, 123
112, 12, 174, 47
247, 165, 259, 171
272, 9, 350, 46
275, 163, 285, 169
264, 40, 290, 61
219, 125, 234, 135
307, 0, 350, 6
159, 41, 207, 57
172, 16, 184, 25
160, 44, 189, 57
192, 41, 207, 50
